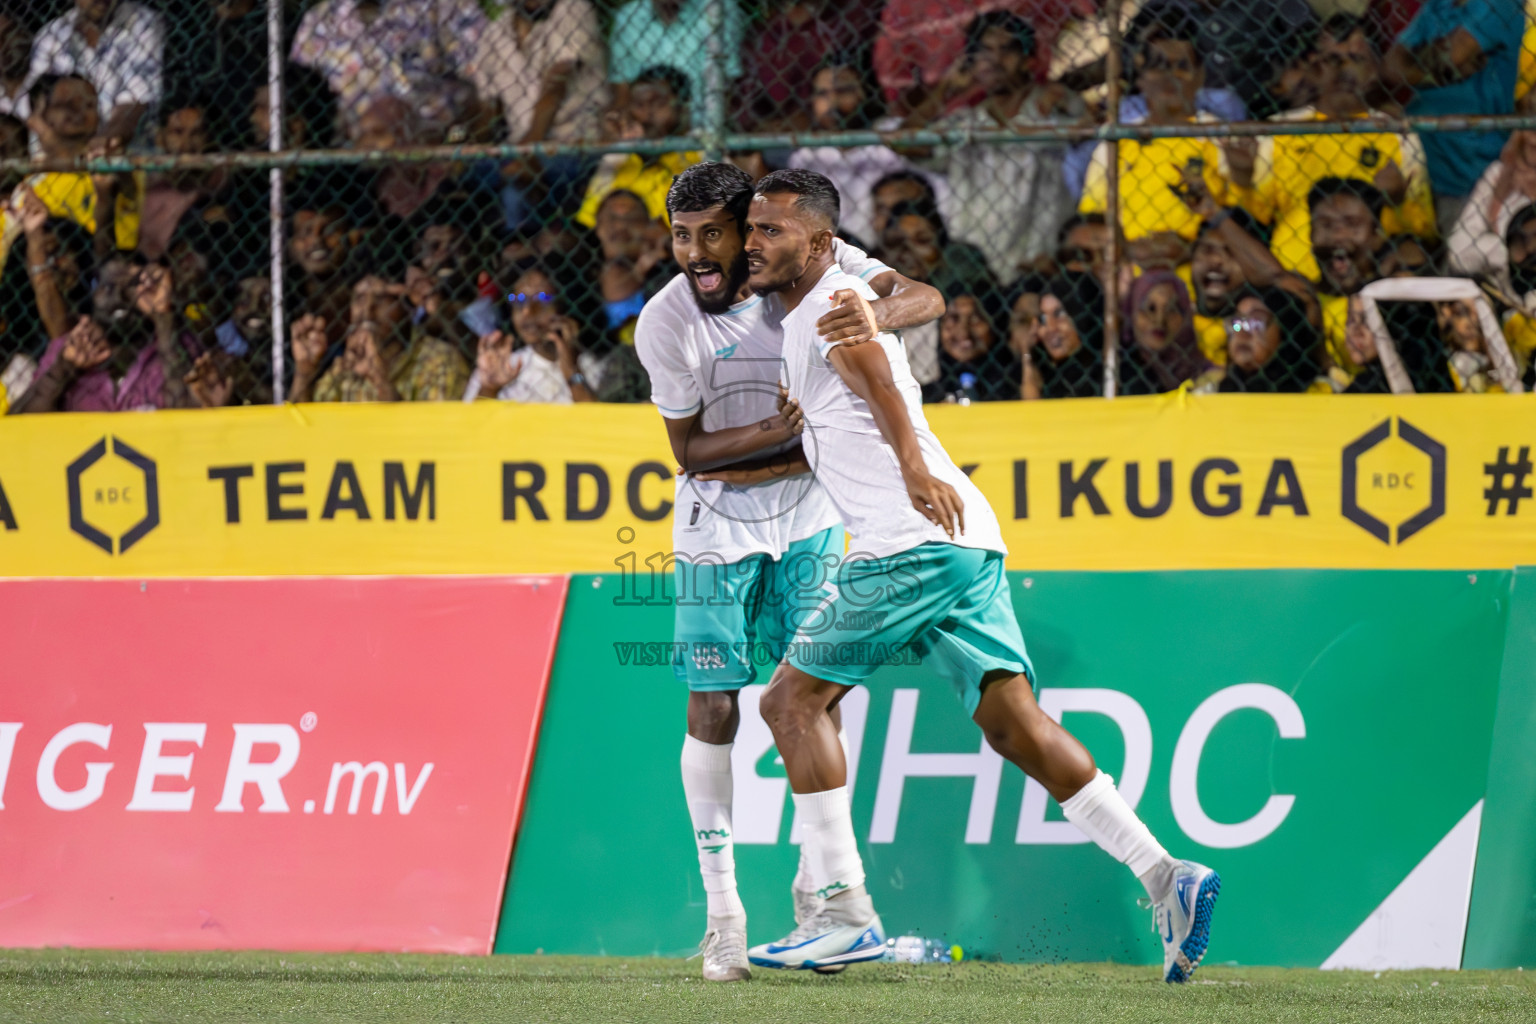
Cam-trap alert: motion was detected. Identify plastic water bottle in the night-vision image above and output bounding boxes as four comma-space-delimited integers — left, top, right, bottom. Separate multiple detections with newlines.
957, 371, 978, 406
880, 935, 963, 963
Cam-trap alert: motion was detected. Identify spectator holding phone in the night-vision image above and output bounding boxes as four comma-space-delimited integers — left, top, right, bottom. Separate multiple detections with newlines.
1078, 11, 1234, 270
465, 264, 648, 403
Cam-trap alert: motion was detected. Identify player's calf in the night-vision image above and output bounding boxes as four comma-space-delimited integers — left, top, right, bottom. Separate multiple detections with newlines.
974, 674, 1221, 982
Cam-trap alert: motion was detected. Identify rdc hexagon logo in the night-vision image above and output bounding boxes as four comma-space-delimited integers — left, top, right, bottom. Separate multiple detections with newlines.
1341, 418, 1445, 545
66, 436, 160, 554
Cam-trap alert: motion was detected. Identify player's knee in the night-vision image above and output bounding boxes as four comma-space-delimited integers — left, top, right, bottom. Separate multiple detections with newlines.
981, 721, 1027, 764
759, 671, 817, 737
687, 689, 739, 743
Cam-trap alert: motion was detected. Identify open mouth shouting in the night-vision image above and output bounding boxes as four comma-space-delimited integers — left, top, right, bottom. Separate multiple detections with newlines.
691, 263, 725, 293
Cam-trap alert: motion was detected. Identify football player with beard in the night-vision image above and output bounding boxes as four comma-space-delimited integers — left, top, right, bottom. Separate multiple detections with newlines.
633, 161, 941, 984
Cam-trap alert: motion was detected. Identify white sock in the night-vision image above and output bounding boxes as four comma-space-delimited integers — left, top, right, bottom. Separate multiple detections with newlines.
681, 735, 744, 924
794, 846, 814, 894
793, 786, 865, 900
794, 729, 851, 895
1060, 770, 1178, 901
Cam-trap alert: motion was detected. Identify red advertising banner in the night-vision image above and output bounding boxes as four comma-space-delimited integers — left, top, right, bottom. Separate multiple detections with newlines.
0, 575, 567, 953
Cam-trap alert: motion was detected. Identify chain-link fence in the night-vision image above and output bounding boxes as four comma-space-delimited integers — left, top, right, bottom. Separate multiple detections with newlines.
0, 0, 1533, 413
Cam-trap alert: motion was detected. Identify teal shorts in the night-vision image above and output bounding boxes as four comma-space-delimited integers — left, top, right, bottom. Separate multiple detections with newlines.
673, 525, 845, 691
783, 543, 1034, 715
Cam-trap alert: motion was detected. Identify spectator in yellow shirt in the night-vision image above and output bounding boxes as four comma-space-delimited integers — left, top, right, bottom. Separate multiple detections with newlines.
1226, 16, 1436, 283
15, 75, 142, 259
1312, 176, 1391, 377
575, 65, 701, 228
1079, 10, 1234, 268
1179, 197, 1319, 367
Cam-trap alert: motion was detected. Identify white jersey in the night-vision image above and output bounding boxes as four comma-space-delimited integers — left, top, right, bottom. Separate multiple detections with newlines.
635, 240, 890, 563
781, 264, 1007, 561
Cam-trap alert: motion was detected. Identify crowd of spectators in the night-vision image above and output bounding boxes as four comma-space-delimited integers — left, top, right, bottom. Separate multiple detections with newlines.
1, 0, 1535, 414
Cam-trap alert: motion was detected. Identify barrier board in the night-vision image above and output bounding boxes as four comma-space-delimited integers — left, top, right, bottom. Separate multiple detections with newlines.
1, 396, 1533, 576
0, 574, 565, 953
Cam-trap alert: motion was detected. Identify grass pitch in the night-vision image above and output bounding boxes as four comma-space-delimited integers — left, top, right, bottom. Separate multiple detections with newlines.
1, 950, 1533, 1023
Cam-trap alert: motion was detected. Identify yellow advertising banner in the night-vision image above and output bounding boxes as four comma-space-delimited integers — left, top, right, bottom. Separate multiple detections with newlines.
1, 394, 1533, 576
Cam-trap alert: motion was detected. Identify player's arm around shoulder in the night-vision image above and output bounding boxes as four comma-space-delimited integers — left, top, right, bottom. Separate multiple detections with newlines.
825, 340, 963, 538
815, 270, 944, 348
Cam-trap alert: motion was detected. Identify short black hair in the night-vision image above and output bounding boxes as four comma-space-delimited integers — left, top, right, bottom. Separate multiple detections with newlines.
753, 168, 840, 232
289, 165, 379, 224
810, 48, 887, 128
871, 169, 937, 205
289, 65, 338, 148
412, 189, 500, 238
1307, 175, 1387, 220
884, 198, 949, 248
667, 160, 754, 227
596, 187, 651, 220
157, 90, 207, 127
634, 64, 689, 103
1507, 203, 1536, 248
28, 72, 93, 111
1135, 7, 1201, 56
1057, 212, 1106, 247
966, 10, 1035, 58
1319, 13, 1371, 50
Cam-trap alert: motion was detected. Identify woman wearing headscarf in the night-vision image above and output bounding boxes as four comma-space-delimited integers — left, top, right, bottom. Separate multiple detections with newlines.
1006, 272, 1047, 400
1340, 293, 1470, 395
1026, 272, 1106, 399
923, 278, 1020, 402
1119, 269, 1213, 394
1215, 287, 1323, 393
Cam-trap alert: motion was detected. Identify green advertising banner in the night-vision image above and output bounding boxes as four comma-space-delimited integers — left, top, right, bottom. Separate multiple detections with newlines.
1465, 566, 1536, 969
496, 570, 1510, 967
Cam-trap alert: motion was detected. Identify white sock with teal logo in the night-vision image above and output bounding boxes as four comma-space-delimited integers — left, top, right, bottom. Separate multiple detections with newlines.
681, 735, 744, 926
793, 730, 851, 897
793, 786, 865, 905
1060, 769, 1178, 901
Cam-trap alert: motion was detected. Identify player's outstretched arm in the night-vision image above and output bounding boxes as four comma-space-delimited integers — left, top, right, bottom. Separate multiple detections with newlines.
816, 272, 944, 347
662, 406, 802, 474
826, 342, 965, 538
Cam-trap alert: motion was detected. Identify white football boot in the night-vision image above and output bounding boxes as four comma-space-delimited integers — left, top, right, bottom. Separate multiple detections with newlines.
750, 888, 885, 971
792, 884, 848, 975
1153, 861, 1221, 983
697, 923, 751, 982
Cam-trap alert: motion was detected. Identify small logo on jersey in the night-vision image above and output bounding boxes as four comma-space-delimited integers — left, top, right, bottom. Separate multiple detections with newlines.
714, 343, 738, 359
1359, 146, 1381, 169
689, 501, 701, 525
838, 609, 888, 631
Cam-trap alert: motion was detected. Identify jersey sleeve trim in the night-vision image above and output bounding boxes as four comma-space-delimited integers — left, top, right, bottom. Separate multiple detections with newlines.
657, 399, 702, 418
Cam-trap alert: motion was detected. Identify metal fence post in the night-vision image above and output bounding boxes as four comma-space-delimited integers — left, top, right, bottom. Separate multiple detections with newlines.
267, 0, 286, 403
702, 0, 727, 162
1103, 0, 1122, 399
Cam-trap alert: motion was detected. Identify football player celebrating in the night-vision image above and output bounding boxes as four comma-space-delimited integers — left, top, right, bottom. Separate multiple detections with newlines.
634, 162, 944, 982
